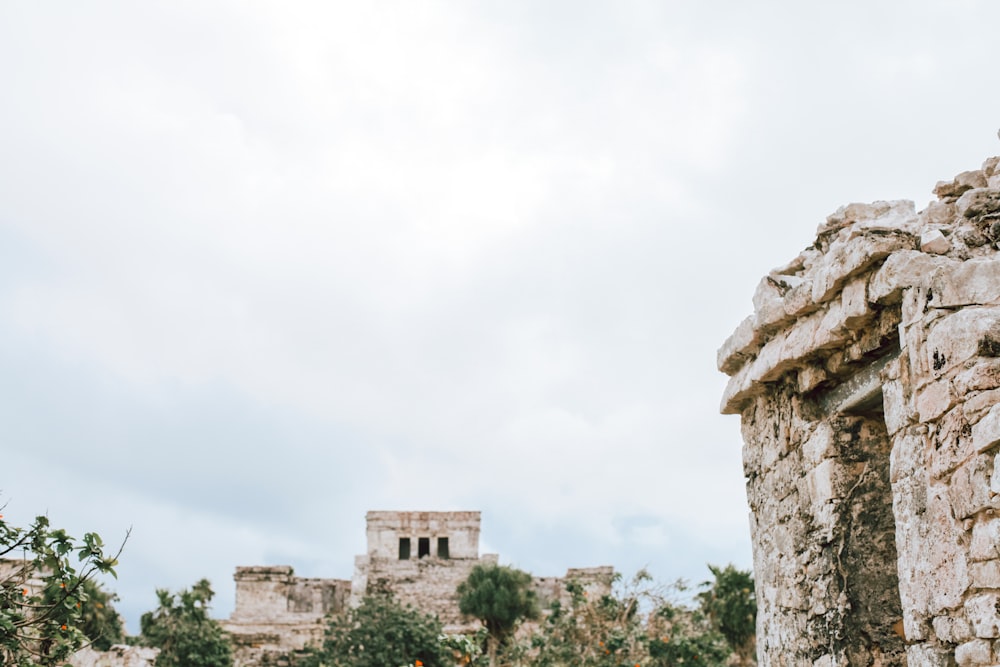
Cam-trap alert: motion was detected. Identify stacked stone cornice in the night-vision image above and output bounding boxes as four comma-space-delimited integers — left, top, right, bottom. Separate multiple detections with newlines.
720, 154, 1000, 666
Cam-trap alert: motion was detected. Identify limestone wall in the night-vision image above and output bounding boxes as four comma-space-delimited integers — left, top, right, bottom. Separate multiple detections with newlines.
720, 155, 1000, 666
364, 510, 482, 560
222, 565, 350, 667
351, 511, 492, 631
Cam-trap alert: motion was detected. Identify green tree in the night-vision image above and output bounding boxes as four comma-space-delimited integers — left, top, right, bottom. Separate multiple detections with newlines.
42, 578, 125, 650
697, 564, 756, 665
0, 510, 124, 667
457, 564, 539, 667
302, 591, 450, 667
137, 578, 233, 667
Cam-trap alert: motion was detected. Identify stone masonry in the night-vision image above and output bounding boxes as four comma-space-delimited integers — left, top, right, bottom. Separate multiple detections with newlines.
720, 153, 1000, 666
224, 510, 613, 667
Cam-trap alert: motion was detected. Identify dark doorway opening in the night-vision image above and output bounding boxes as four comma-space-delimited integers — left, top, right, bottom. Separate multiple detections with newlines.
437, 537, 449, 559
418, 537, 431, 558
398, 538, 411, 560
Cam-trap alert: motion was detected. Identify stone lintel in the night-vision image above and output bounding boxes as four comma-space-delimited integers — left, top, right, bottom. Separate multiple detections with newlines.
818, 349, 900, 416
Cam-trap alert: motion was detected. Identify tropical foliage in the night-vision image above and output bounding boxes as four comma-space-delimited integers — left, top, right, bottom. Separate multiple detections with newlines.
302, 591, 451, 667
458, 564, 539, 665
0, 510, 124, 667
136, 578, 233, 667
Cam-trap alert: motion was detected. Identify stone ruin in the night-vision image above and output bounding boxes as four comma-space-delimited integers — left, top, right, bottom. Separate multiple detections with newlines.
222, 510, 613, 667
720, 153, 1000, 666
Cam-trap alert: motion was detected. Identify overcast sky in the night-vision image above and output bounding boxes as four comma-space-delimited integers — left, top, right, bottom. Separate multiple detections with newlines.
1, 1, 998, 632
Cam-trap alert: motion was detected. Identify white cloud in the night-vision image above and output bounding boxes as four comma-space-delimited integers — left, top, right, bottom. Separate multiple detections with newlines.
2, 0, 999, 629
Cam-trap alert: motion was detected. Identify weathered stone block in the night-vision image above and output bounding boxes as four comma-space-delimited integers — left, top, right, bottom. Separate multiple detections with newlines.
970, 560, 1000, 589
890, 431, 927, 484
906, 643, 961, 667
957, 188, 1000, 220
922, 229, 952, 254
918, 380, 956, 422
869, 250, 955, 305
717, 315, 757, 373
993, 452, 1000, 495
798, 364, 827, 393
936, 171, 988, 199
803, 424, 836, 467
955, 360, 1000, 395
971, 518, 1000, 562
883, 378, 914, 436
949, 454, 996, 520
805, 459, 856, 506
935, 614, 974, 644
927, 485, 972, 614
966, 593, 1000, 638
930, 406, 974, 481
925, 308, 1000, 378
973, 405, 1000, 454
811, 230, 917, 304
954, 638, 993, 666
965, 389, 1000, 426
930, 258, 1000, 308
841, 276, 870, 327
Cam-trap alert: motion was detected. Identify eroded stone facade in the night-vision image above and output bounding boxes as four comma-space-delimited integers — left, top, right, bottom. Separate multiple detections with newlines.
221, 566, 350, 667
720, 154, 1000, 666
225, 510, 612, 667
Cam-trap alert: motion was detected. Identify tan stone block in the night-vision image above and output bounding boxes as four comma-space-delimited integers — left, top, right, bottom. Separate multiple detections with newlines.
973, 404, 1000, 454
971, 518, 1000, 562
955, 638, 993, 666
930, 406, 974, 481
782, 280, 816, 320
930, 258, 1000, 308
841, 276, 870, 325
805, 459, 857, 505
921, 229, 951, 254
993, 452, 1000, 496
798, 364, 827, 393
717, 315, 757, 374
957, 188, 1000, 220
918, 380, 956, 422
803, 424, 836, 467
966, 389, 1000, 426
949, 454, 996, 520
890, 431, 927, 484
966, 593, 1000, 638
970, 560, 1000, 589
869, 250, 955, 305
884, 379, 914, 436
906, 644, 961, 667
985, 157, 1000, 179
934, 614, 974, 643
955, 360, 1000, 395
753, 275, 791, 332
812, 230, 917, 304
927, 485, 972, 613
925, 307, 1000, 378
936, 171, 988, 199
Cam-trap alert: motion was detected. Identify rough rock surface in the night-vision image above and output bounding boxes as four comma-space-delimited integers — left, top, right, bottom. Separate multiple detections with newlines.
720, 155, 1000, 666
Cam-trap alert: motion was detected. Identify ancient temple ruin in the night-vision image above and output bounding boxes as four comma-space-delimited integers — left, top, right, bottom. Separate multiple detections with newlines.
720, 154, 1000, 666
223, 510, 613, 667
